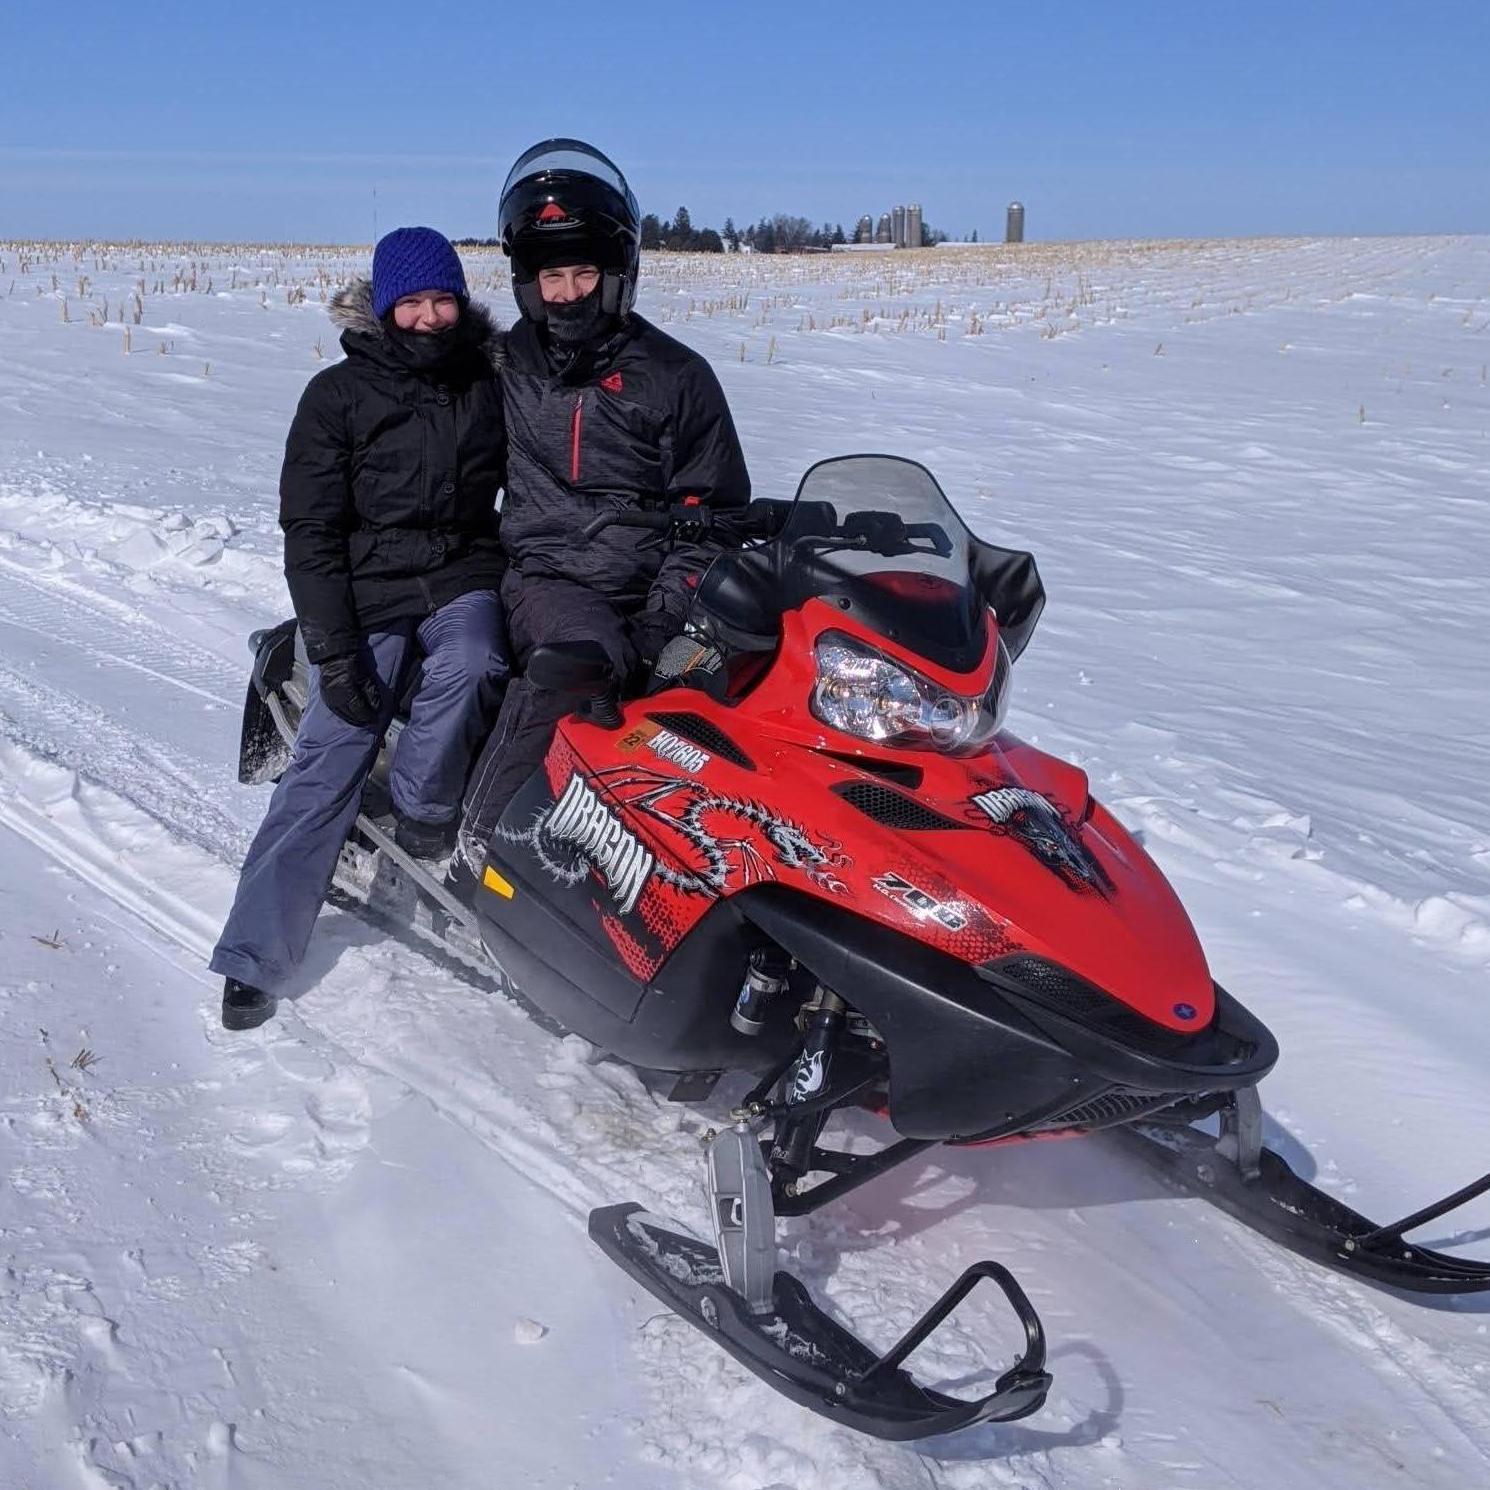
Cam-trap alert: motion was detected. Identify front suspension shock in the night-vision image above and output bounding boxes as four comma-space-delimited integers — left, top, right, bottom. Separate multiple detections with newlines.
770, 987, 846, 1178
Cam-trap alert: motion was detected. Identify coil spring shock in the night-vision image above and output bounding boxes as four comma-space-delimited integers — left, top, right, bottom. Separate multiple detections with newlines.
770, 987, 847, 1179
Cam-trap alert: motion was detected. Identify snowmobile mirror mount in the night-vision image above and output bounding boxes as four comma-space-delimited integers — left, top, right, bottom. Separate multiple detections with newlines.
527, 640, 615, 694
527, 641, 624, 729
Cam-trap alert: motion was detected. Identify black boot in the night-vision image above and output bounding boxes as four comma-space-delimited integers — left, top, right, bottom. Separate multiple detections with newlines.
395, 815, 458, 860
360, 774, 393, 822
443, 847, 481, 907
221, 977, 276, 1031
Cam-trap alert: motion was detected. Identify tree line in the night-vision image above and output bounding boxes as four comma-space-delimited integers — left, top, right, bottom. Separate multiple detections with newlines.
643, 209, 947, 253
457, 209, 948, 255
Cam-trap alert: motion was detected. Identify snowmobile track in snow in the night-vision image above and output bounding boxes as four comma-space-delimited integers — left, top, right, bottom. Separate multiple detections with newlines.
0, 545, 245, 708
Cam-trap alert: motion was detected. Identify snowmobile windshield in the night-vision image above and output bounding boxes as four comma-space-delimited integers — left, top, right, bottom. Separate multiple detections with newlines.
779, 455, 987, 672
500, 140, 633, 203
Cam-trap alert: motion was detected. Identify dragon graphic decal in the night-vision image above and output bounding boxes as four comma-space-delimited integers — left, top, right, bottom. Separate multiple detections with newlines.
498, 764, 849, 918
971, 786, 1113, 895
590, 763, 850, 898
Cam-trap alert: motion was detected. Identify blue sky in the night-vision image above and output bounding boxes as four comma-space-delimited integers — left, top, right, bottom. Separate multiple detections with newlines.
2, 0, 1486, 243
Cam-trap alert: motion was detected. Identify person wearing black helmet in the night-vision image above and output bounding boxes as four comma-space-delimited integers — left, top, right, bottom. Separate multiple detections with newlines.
457, 139, 750, 874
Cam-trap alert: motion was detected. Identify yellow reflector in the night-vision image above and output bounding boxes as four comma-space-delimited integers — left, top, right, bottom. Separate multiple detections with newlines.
482, 866, 515, 900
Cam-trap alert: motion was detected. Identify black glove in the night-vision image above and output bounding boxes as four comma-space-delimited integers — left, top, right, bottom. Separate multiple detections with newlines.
317, 653, 385, 729
631, 611, 683, 670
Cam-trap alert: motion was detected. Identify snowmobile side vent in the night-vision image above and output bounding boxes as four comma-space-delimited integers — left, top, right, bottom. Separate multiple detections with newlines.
821, 751, 924, 789
645, 711, 755, 770
830, 782, 967, 832
1031, 1085, 1182, 1132
984, 955, 1211, 1054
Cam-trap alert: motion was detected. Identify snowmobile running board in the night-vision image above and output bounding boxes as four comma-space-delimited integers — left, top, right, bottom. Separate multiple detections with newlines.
1116, 1110, 1490, 1294
589, 1204, 1051, 1440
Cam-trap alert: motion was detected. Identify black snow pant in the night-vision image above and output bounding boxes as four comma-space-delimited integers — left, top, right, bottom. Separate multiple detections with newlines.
460, 570, 637, 862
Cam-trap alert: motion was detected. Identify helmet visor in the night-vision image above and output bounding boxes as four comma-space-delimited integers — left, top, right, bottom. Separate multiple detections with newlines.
501, 139, 632, 202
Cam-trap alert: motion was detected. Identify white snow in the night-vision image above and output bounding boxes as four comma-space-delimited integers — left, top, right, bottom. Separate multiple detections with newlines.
1, 235, 1488, 1488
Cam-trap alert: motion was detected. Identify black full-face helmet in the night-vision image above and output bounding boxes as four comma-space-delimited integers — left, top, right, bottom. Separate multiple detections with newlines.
499, 138, 641, 324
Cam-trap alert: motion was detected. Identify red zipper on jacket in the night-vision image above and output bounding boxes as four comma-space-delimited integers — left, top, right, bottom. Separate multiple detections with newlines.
570, 394, 583, 482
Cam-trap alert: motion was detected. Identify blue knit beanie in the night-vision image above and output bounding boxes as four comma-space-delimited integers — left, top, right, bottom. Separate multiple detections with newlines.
371, 227, 468, 319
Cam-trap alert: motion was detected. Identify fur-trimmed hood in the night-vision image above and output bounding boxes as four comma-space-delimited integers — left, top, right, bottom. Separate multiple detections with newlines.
329, 278, 504, 368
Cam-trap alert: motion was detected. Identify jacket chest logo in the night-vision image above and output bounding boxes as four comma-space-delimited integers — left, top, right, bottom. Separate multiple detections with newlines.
600, 371, 624, 394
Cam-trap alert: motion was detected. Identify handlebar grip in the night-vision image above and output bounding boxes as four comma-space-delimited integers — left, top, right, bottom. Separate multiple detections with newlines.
582, 508, 675, 539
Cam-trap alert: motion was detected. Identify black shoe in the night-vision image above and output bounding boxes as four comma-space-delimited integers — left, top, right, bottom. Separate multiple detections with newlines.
222, 977, 276, 1031
395, 815, 458, 860
360, 775, 393, 821
443, 849, 480, 907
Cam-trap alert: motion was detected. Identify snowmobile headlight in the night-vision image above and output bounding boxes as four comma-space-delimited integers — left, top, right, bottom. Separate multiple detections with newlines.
811, 631, 1011, 756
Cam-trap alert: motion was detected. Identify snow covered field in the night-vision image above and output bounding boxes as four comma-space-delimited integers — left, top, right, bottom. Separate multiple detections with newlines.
1, 234, 1488, 1489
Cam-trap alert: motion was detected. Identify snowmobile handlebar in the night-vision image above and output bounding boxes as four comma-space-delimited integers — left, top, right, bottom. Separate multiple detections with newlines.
582, 499, 794, 544
581, 500, 950, 560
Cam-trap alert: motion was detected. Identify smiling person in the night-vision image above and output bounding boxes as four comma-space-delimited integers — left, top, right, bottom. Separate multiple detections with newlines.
212, 226, 509, 1030
456, 140, 749, 884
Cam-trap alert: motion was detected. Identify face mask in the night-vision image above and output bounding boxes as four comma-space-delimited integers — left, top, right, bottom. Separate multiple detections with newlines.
544, 283, 607, 344
387, 320, 467, 368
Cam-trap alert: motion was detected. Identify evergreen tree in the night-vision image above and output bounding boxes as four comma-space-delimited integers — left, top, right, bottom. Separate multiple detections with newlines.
722, 216, 739, 251
667, 206, 694, 250
639, 213, 663, 251
696, 227, 724, 253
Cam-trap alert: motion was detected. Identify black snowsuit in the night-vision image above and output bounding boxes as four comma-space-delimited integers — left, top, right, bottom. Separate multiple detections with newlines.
281, 280, 506, 662
461, 311, 750, 848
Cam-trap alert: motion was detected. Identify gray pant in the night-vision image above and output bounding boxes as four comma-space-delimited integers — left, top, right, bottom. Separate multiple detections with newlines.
211, 588, 507, 993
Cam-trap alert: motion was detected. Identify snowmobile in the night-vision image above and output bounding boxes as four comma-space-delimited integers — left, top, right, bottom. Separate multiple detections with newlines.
237, 454, 1490, 1441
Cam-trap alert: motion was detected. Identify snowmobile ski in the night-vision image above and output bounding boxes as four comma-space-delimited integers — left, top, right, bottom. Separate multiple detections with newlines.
1117, 1093, 1490, 1294
589, 1203, 1051, 1440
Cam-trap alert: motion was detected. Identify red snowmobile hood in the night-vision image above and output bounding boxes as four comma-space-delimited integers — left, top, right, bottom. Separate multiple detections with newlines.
559, 672, 1212, 1034
766, 734, 1216, 1032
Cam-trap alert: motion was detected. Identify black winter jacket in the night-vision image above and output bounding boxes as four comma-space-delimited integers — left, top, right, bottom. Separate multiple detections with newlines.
499, 313, 750, 637
280, 280, 506, 664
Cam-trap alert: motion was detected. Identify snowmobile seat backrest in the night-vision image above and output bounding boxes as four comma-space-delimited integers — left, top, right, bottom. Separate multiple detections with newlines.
250, 618, 298, 698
